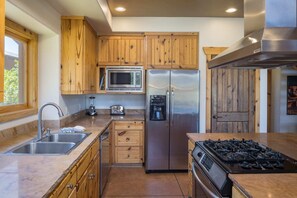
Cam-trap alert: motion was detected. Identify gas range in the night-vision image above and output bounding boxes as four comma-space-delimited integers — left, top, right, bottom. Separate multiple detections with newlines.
192, 139, 297, 197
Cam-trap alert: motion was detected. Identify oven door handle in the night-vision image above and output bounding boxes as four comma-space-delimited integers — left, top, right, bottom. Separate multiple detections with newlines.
192, 162, 220, 198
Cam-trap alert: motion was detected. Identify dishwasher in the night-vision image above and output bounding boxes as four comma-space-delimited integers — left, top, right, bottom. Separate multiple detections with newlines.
99, 127, 111, 196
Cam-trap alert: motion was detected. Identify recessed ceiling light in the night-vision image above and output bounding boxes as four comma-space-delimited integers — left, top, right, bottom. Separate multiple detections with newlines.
225, 8, 237, 13
115, 7, 126, 12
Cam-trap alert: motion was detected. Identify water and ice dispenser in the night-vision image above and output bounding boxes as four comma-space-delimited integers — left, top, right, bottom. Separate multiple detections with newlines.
149, 95, 166, 121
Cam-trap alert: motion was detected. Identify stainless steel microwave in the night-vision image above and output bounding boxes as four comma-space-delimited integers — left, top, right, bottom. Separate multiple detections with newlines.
105, 66, 144, 92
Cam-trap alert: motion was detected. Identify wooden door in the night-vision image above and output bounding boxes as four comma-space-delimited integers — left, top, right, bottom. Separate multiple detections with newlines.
171, 35, 198, 69
203, 47, 255, 133
98, 36, 121, 66
211, 69, 255, 132
146, 35, 172, 69
83, 20, 97, 93
120, 36, 144, 65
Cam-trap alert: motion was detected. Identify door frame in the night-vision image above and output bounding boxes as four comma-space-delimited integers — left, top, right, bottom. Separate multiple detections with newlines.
203, 47, 260, 133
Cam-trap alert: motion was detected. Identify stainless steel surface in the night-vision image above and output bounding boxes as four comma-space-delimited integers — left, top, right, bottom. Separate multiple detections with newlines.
8, 142, 76, 154
40, 133, 90, 143
209, 0, 297, 69
146, 70, 199, 171
105, 66, 144, 92
100, 128, 111, 195
110, 105, 125, 115
37, 103, 64, 140
146, 70, 171, 170
192, 162, 223, 198
170, 70, 199, 169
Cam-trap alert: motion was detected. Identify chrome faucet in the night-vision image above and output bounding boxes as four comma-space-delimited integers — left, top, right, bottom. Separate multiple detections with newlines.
37, 102, 64, 140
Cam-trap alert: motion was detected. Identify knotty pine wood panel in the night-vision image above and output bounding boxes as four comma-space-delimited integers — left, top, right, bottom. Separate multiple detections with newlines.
146, 35, 172, 69
98, 36, 121, 66
83, 21, 97, 93
171, 35, 198, 69
120, 36, 144, 65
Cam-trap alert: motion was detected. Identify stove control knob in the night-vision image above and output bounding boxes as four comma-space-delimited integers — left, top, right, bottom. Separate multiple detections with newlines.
197, 152, 203, 158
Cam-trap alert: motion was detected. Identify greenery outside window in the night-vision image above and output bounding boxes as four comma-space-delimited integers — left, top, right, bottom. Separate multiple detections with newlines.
0, 18, 38, 122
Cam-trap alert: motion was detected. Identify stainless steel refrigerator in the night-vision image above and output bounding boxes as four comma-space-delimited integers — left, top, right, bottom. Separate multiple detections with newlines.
145, 70, 199, 171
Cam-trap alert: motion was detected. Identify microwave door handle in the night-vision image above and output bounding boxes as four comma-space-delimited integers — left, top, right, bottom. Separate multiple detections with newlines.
192, 163, 220, 198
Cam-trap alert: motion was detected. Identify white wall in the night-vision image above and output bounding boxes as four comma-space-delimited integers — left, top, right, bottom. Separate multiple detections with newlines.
112, 17, 245, 132
0, 0, 86, 130
271, 68, 297, 132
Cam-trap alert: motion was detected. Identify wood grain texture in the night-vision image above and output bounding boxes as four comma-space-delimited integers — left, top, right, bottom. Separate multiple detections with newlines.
61, 17, 97, 94
0, 18, 38, 122
0, 0, 4, 102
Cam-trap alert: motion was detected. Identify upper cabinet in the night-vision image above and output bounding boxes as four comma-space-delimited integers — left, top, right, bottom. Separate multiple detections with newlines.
98, 35, 144, 66
61, 16, 97, 94
146, 33, 199, 69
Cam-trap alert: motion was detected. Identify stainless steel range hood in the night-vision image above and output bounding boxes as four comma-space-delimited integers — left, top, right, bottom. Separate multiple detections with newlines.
208, 0, 297, 69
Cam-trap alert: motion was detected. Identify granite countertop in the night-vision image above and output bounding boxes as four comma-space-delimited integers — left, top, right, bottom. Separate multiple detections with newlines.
0, 114, 144, 198
187, 133, 297, 198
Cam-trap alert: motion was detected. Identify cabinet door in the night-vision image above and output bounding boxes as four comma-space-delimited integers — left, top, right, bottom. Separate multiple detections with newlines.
77, 171, 88, 198
61, 19, 84, 93
83, 21, 97, 93
146, 35, 172, 69
120, 36, 144, 65
172, 35, 198, 69
87, 154, 99, 197
98, 36, 121, 65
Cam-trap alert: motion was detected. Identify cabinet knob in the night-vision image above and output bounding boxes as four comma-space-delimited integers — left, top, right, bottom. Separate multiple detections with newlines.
66, 183, 74, 189
118, 131, 127, 136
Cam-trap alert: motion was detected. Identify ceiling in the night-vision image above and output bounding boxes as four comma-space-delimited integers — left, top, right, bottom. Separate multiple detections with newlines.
44, 0, 243, 34
108, 0, 243, 17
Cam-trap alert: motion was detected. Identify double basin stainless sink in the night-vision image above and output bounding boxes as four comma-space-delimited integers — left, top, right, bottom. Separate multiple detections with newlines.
6, 133, 90, 155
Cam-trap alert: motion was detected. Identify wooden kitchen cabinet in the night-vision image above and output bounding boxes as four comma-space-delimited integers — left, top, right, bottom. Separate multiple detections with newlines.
61, 16, 97, 94
49, 139, 99, 198
188, 140, 195, 198
146, 33, 199, 69
113, 121, 144, 164
98, 35, 144, 66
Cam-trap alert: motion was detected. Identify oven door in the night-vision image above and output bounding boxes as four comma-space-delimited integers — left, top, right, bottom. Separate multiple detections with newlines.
192, 162, 227, 198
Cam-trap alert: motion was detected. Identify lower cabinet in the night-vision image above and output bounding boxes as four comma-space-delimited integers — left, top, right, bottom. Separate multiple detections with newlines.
50, 139, 99, 198
113, 121, 144, 164
188, 140, 195, 198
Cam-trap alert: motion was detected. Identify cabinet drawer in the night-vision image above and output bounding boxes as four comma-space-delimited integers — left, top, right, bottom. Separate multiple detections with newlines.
114, 121, 144, 130
115, 130, 142, 146
90, 139, 99, 160
54, 166, 77, 197
115, 146, 143, 163
77, 148, 92, 181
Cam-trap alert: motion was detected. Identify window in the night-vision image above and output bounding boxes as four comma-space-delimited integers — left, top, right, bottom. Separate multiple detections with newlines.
0, 19, 38, 122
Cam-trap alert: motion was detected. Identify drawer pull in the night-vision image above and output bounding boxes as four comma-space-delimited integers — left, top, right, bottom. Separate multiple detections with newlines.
126, 138, 130, 141
66, 183, 74, 189
88, 173, 95, 180
118, 131, 127, 136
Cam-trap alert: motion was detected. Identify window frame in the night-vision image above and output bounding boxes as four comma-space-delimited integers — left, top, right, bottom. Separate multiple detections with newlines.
0, 18, 38, 122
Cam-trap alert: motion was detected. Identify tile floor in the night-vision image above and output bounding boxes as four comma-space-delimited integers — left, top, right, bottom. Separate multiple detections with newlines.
103, 167, 189, 198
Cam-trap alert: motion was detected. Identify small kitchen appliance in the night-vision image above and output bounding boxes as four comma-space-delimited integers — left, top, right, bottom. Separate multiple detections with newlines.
87, 96, 97, 116
192, 139, 297, 197
110, 105, 125, 115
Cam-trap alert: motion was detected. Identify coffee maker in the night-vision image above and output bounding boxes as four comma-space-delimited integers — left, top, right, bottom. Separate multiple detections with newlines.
87, 96, 97, 116
149, 95, 166, 121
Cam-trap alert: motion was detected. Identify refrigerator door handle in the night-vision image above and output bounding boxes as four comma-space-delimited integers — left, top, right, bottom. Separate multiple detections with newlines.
171, 88, 174, 126
166, 90, 170, 122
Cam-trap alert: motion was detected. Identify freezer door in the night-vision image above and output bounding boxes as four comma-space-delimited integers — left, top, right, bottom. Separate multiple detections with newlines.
146, 70, 170, 171
170, 70, 199, 170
